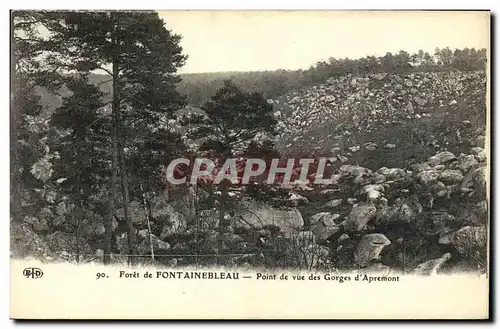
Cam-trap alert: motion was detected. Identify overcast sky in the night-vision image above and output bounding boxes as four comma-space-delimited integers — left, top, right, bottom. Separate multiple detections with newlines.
158, 11, 489, 74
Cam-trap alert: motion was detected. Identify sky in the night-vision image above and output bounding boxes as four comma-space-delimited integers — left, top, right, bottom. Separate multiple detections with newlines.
158, 11, 490, 74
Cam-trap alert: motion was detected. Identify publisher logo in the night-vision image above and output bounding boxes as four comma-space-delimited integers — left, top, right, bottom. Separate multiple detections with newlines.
23, 268, 44, 279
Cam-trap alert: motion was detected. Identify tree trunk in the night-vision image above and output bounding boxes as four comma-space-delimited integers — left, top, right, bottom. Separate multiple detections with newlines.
140, 182, 154, 260
10, 14, 22, 221
112, 57, 136, 266
103, 62, 120, 264
118, 135, 136, 265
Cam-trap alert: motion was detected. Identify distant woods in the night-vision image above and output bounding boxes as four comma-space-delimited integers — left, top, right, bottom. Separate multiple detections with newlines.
178, 48, 488, 105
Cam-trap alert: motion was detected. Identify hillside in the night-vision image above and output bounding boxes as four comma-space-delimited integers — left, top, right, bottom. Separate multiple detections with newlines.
271, 70, 486, 169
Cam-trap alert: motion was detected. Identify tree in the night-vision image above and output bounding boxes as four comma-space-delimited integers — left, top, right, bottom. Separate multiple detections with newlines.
182, 80, 277, 230
48, 11, 187, 264
395, 50, 411, 72
11, 11, 66, 220
49, 75, 109, 231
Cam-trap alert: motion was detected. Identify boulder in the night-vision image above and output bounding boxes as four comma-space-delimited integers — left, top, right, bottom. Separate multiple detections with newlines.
475, 200, 488, 220
411, 163, 432, 173
38, 207, 55, 224
372, 174, 387, 184
427, 151, 457, 165
417, 169, 439, 185
353, 173, 373, 186
339, 165, 371, 177
115, 201, 146, 225
323, 199, 342, 209
347, 198, 357, 205
160, 210, 188, 239
354, 233, 391, 267
311, 219, 341, 244
457, 154, 478, 173
358, 184, 385, 202
310, 212, 340, 226
471, 147, 486, 162
377, 167, 406, 180
232, 198, 304, 233
288, 192, 309, 206
378, 199, 419, 225
440, 226, 487, 256
341, 203, 377, 232
439, 170, 464, 185
414, 253, 452, 276
137, 234, 170, 255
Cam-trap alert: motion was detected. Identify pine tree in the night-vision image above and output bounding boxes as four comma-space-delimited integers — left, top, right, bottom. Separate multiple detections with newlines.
182, 80, 277, 231
48, 11, 187, 264
11, 11, 65, 220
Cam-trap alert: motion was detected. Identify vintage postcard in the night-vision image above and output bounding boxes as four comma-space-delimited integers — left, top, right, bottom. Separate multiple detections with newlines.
10, 10, 490, 319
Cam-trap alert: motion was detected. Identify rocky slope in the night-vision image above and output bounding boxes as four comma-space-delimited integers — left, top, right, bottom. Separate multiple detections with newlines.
272, 71, 486, 170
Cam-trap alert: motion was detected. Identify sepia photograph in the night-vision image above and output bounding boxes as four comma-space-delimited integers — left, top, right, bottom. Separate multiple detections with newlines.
9, 9, 491, 320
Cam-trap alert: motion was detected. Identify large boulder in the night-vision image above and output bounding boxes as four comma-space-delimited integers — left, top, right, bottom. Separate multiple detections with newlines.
339, 165, 372, 177
311, 217, 341, 244
310, 212, 340, 226
354, 233, 391, 267
414, 253, 452, 276
160, 210, 188, 239
323, 199, 342, 209
136, 234, 170, 255
426, 151, 457, 166
378, 198, 421, 225
457, 154, 478, 173
115, 201, 146, 225
471, 147, 487, 162
439, 226, 487, 256
232, 198, 304, 233
340, 202, 377, 232
461, 165, 487, 196
358, 184, 385, 202
417, 169, 439, 185
377, 167, 406, 180
439, 170, 464, 185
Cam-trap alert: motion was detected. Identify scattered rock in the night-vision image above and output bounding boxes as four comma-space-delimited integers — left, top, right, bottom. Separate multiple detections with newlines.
427, 151, 456, 165
439, 170, 464, 185
414, 253, 452, 276
115, 201, 146, 225
311, 219, 341, 244
457, 154, 478, 172
417, 169, 439, 185
341, 203, 377, 232
323, 199, 342, 209
448, 226, 487, 256
354, 233, 391, 267
310, 212, 340, 226
233, 198, 304, 233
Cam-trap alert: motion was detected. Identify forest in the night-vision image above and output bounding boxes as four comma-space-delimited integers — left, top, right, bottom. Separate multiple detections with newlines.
11, 11, 488, 274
